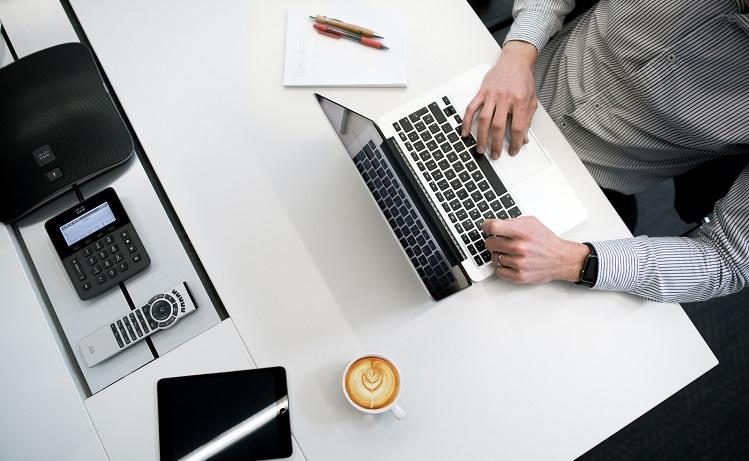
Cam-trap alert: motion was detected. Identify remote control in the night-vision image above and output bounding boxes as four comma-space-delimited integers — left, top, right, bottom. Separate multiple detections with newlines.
78, 282, 197, 367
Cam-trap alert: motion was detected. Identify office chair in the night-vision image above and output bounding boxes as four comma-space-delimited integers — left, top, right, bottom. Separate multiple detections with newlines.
673, 154, 749, 228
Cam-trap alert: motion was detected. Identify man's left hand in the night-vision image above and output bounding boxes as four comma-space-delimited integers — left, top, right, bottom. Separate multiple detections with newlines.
483, 216, 590, 284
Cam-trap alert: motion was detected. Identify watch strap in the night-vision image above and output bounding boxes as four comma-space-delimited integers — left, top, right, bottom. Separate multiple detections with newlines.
575, 242, 598, 287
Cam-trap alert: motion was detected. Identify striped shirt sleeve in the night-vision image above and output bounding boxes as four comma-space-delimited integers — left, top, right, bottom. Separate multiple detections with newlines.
504, 0, 577, 52
591, 166, 749, 303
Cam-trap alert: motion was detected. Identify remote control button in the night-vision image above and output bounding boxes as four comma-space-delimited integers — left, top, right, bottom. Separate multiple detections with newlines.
117, 320, 130, 344
111, 324, 124, 348
86, 256, 97, 266
142, 306, 159, 330
82, 282, 92, 291
114, 253, 124, 263
150, 299, 171, 321
104, 259, 113, 269
94, 241, 104, 251
149, 294, 165, 304
127, 244, 137, 254
97, 250, 108, 260
123, 237, 132, 245
109, 244, 119, 253
120, 230, 129, 239
129, 313, 143, 337
107, 268, 118, 278
78, 274, 87, 282
118, 262, 129, 272
160, 316, 177, 328
123, 317, 136, 341
105, 235, 115, 245
133, 254, 142, 263
135, 310, 150, 333
92, 265, 102, 275
82, 247, 93, 257
97, 274, 107, 285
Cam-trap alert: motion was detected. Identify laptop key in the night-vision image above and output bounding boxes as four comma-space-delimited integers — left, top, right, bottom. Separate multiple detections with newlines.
466, 161, 478, 172
426, 140, 438, 151
440, 142, 452, 153
444, 189, 456, 200
500, 194, 516, 208
438, 180, 450, 191
442, 123, 452, 134
462, 198, 474, 209
400, 132, 407, 142
432, 170, 443, 181
448, 132, 459, 143
450, 178, 462, 190
456, 209, 468, 220
448, 213, 457, 223
491, 201, 502, 212
484, 190, 496, 201
408, 131, 419, 142
426, 160, 437, 171
478, 181, 490, 192
477, 201, 489, 212
417, 162, 425, 171
508, 206, 522, 218
399, 118, 413, 132
462, 219, 473, 231
461, 234, 471, 245
471, 170, 483, 182
438, 159, 450, 170
415, 121, 426, 132
435, 132, 446, 143
465, 181, 477, 192
420, 132, 431, 141
419, 151, 431, 161
428, 102, 447, 124
433, 151, 444, 161
457, 189, 468, 200
410, 107, 429, 122
414, 141, 425, 151
497, 210, 509, 219
444, 169, 456, 181
393, 121, 402, 131
449, 199, 462, 211
429, 124, 440, 134
454, 114, 462, 123
469, 209, 481, 220
424, 114, 434, 124
471, 190, 483, 202
447, 152, 459, 163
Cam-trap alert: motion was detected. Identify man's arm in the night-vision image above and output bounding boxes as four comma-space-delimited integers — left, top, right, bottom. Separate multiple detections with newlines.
483, 167, 749, 303
461, 0, 575, 159
592, 166, 749, 302
504, 0, 577, 52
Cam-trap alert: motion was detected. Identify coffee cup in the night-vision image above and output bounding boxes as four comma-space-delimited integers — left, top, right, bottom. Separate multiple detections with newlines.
342, 354, 406, 419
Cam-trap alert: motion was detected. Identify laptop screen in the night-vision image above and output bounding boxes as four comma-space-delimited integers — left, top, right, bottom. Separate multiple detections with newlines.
315, 94, 470, 300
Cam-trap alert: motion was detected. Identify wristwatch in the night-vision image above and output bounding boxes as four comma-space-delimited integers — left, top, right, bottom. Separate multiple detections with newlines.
575, 242, 598, 287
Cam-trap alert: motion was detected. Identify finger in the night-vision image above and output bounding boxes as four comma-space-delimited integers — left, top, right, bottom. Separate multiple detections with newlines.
492, 252, 521, 269
489, 103, 509, 160
462, 96, 483, 137
523, 136, 529, 144
485, 236, 514, 254
483, 218, 522, 238
508, 105, 531, 156
495, 265, 523, 283
475, 100, 496, 154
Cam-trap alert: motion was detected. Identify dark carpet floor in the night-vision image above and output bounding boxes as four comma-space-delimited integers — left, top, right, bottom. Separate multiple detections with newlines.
577, 181, 749, 460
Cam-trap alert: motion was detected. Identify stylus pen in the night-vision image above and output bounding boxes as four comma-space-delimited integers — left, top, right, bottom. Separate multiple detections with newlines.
313, 24, 389, 50
178, 396, 289, 461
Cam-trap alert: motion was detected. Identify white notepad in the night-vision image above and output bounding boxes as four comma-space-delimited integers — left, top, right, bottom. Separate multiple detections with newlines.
283, 11, 406, 87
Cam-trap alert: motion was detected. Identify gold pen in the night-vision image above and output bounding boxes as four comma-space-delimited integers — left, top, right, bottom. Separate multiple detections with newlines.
309, 15, 384, 39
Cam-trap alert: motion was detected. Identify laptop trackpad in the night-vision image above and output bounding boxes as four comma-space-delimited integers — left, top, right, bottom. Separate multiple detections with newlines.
491, 135, 550, 186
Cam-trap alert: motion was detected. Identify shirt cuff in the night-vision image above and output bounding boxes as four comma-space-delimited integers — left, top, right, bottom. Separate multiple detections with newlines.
589, 240, 640, 291
503, 10, 563, 52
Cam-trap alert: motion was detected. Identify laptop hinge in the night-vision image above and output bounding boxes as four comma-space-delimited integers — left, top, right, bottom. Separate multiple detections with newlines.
382, 137, 466, 265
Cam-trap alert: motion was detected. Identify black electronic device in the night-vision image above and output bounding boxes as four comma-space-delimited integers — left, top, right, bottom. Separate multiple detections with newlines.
158, 367, 292, 461
0, 42, 133, 223
45, 188, 150, 300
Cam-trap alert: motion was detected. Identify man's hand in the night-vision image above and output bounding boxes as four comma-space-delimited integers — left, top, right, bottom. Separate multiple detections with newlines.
461, 41, 539, 159
483, 216, 590, 284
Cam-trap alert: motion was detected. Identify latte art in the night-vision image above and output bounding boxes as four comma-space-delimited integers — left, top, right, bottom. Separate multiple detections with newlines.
344, 356, 400, 410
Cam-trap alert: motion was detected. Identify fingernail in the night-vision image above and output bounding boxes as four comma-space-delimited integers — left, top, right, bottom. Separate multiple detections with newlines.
491, 153, 499, 160
477, 145, 485, 154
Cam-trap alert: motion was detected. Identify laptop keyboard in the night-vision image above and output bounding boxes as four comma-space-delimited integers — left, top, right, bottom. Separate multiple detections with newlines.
354, 140, 457, 294
393, 96, 522, 268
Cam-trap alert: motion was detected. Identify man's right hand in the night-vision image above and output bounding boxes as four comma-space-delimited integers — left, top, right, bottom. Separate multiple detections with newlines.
461, 41, 539, 159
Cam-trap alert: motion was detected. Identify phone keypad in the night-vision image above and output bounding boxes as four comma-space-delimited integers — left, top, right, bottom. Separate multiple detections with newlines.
63, 223, 150, 300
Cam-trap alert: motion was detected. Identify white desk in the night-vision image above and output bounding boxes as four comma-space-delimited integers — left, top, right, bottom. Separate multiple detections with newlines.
6, 0, 718, 459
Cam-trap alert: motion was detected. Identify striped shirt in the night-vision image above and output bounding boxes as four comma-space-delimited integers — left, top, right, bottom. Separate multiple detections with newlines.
505, 0, 749, 302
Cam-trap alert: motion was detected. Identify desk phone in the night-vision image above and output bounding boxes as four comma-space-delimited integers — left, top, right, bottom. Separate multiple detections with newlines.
45, 188, 150, 300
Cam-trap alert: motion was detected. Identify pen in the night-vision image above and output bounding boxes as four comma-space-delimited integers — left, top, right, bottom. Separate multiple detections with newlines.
309, 15, 384, 39
313, 24, 389, 50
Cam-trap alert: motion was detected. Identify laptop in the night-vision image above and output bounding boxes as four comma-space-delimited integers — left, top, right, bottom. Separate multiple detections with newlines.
316, 63, 587, 300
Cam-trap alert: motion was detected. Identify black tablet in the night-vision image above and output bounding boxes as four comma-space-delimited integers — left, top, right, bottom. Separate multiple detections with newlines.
157, 367, 292, 461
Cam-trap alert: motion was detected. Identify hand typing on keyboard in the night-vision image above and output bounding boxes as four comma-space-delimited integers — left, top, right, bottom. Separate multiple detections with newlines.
461, 41, 538, 159
483, 216, 589, 284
